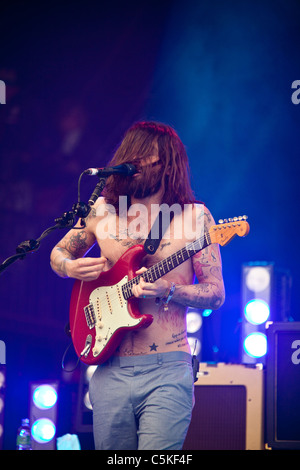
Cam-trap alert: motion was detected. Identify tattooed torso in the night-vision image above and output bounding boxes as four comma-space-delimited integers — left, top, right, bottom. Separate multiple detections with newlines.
71, 198, 223, 357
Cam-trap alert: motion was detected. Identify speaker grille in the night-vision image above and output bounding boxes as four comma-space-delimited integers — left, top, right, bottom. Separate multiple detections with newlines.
184, 385, 247, 450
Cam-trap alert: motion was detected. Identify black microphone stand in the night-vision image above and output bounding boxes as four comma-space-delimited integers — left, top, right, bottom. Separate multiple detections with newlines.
0, 175, 108, 274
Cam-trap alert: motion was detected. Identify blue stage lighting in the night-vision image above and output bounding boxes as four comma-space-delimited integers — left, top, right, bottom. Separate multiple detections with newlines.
186, 307, 203, 360
31, 418, 56, 444
241, 263, 274, 364
30, 382, 58, 450
32, 384, 58, 410
244, 299, 270, 325
202, 309, 213, 317
243, 332, 267, 358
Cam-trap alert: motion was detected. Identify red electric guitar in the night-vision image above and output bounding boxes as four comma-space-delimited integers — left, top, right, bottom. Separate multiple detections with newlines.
69, 217, 249, 365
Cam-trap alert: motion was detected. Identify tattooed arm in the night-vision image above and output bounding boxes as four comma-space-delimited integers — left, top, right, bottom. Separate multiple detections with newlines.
172, 207, 225, 309
132, 205, 225, 310
50, 208, 107, 281
133, 245, 225, 309
171, 245, 225, 309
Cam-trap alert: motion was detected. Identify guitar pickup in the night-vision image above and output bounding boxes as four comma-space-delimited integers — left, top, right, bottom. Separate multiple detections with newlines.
84, 303, 96, 329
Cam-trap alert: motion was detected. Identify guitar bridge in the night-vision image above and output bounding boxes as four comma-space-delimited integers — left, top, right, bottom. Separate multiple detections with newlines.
84, 303, 96, 329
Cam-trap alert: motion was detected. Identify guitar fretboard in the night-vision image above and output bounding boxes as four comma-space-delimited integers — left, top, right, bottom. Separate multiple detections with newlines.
122, 231, 211, 300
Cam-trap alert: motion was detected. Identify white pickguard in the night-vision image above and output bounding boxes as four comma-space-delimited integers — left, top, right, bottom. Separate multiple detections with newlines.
89, 275, 143, 358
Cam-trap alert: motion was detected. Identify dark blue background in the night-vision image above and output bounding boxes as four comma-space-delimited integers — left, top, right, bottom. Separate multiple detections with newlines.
0, 0, 299, 449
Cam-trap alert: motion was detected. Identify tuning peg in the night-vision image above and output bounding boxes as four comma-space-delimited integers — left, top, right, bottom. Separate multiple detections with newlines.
242, 215, 248, 220
233, 217, 238, 222
218, 219, 224, 224
223, 219, 228, 223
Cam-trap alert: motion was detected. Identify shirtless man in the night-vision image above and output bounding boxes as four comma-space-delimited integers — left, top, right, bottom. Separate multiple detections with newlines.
50, 121, 225, 450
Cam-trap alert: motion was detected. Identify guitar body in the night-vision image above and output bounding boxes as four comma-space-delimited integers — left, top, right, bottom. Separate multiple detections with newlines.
69, 216, 249, 365
69, 244, 153, 365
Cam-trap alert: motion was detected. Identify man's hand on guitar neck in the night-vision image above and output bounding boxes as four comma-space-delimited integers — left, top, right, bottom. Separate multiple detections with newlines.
131, 267, 171, 300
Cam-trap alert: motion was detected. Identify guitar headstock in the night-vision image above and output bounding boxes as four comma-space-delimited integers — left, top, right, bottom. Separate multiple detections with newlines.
209, 216, 250, 246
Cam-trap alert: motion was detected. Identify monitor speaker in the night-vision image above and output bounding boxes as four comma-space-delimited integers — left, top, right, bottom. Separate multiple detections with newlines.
183, 363, 264, 450
0, 341, 5, 450
266, 322, 300, 449
0, 365, 5, 450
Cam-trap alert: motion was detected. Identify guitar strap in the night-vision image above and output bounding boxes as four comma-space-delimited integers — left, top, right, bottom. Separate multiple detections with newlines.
144, 210, 174, 255
143, 209, 199, 383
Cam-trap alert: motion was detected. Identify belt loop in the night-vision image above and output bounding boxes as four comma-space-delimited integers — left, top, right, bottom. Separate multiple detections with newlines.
158, 353, 162, 365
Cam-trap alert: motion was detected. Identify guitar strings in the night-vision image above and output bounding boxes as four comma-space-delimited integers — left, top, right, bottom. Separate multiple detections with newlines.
100, 221, 246, 305
99, 230, 212, 308
122, 231, 210, 300
95, 220, 245, 308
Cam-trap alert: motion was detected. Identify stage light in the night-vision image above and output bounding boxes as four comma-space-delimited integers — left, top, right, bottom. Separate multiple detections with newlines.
244, 299, 270, 325
83, 391, 93, 411
245, 266, 271, 292
33, 385, 58, 410
241, 263, 273, 364
186, 306, 203, 360
243, 332, 267, 358
186, 311, 202, 333
81, 366, 97, 416
202, 309, 213, 317
30, 382, 58, 450
31, 418, 56, 444
74, 364, 94, 433
85, 365, 97, 382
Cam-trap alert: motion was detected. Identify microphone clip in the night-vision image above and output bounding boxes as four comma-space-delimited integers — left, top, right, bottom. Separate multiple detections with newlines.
72, 201, 90, 219
53, 202, 90, 229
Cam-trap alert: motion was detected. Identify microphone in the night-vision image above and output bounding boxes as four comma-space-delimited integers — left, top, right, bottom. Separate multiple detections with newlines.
84, 163, 137, 177
85, 163, 137, 208
88, 180, 105, 206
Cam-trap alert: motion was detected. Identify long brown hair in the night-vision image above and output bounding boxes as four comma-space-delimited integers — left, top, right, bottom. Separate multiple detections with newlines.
103, 121, 196, 212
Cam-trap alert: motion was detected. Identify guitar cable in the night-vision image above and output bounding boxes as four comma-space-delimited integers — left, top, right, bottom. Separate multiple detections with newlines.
61, 342, 81, 372
61, 323, 81, 372
192, 340, 199, 383
61, 341, 94, 372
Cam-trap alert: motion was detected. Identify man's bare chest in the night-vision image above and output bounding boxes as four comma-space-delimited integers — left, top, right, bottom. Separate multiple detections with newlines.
90, 207, 195, 279
99, 234, 179, 264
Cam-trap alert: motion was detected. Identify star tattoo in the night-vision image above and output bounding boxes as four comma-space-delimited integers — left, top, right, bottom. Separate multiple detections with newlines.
149, 343, 158, 351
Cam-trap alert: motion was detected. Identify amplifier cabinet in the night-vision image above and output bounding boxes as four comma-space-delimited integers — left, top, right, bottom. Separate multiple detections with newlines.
183, 363, 264, 450
266, 322, 300, 449
0, 365, 4, 450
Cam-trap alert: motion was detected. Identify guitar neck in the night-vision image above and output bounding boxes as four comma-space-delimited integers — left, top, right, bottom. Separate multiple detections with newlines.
122, 231, 211, 300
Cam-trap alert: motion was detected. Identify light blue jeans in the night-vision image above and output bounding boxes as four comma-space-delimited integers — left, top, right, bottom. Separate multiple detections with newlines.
89, 351, 194, 450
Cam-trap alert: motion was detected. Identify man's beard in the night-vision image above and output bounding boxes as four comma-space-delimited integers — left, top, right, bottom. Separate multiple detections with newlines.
118, 170, 163, 199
